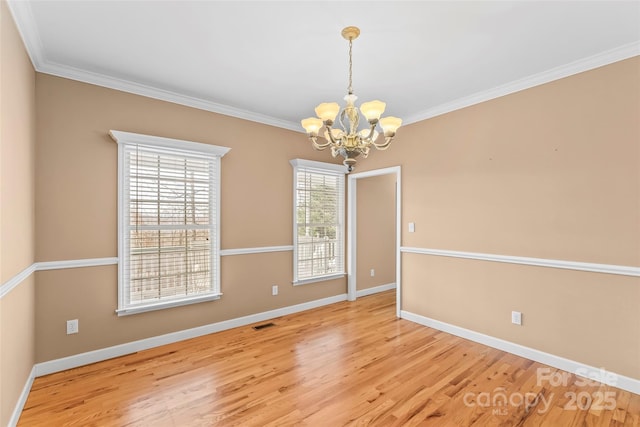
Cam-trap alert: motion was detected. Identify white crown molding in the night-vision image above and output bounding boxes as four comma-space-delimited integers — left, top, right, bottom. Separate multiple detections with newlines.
401, 310, 640, 395
40, 61, 302, 132
401, 247, 640, 277
11, 0, 637, 132
6, 0, 44, 69
5, 0, 301, 132
403, 41, 640, 125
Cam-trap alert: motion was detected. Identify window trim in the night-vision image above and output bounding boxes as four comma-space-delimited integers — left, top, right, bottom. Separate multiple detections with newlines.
290, 159, 347, 285
110, 130, 230, 316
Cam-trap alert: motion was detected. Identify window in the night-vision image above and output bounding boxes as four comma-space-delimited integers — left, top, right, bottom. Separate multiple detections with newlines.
290, 159, 346, 284
111, 130, 230, 315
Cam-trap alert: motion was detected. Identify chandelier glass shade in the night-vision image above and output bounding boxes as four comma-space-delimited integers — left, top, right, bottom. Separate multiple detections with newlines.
301, 26, 402, 172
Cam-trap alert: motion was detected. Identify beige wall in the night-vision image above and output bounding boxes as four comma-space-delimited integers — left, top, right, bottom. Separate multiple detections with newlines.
397, 58, 639, 266
361, 57, 639, 379
356, 174, 396, 290
402, 254, 640, 378
31, 56, 640, 379
34, 73, 347, 362
1, 10, 638, 421
0, 0, 36, 424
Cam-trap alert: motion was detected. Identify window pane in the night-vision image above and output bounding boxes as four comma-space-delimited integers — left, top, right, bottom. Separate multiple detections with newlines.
293, 164, 344, 282
129, 150, 213, 228
122, 143, 219, 310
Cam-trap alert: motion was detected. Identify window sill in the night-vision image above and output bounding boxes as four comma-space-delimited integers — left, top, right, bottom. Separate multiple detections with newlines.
292, 273, 346, 286
116, 293, 222, 316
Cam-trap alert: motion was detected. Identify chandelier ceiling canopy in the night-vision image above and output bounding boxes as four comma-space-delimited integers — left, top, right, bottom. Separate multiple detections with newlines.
301, 26, 402, 172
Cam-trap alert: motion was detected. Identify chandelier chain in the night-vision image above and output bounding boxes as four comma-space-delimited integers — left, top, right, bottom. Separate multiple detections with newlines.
348, 39, 353, 95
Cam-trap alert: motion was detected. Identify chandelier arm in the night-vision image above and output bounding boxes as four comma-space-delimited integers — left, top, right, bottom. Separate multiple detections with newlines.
371, 136, 394, 150
309, 135, 331, 150
364, 122, 377, 140
313, 140, 332, 150
324, 124, 341, 145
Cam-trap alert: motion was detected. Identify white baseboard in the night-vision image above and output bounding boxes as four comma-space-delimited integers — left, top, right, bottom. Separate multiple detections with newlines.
401, 310, 640, 395
19, 293, 638, 422
356, 282, 396, 298
8, 366, 35, 427
35, 293, 348, 377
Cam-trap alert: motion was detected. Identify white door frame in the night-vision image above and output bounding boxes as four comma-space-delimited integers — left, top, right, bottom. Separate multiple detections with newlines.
347, 166, 402, 318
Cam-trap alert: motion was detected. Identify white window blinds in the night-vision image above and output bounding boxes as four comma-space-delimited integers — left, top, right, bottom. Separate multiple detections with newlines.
111, 131, 230, 315
291, 159, 346, 284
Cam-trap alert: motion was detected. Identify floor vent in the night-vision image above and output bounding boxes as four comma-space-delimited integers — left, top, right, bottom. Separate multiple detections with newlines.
252, 322, 276, 331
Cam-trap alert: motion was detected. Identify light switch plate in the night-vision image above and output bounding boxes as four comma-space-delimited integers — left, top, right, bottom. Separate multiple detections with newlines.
511, 311, 522, 325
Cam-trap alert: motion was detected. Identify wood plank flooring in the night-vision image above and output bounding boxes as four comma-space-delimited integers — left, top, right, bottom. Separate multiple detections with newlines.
19, 291, 640, 426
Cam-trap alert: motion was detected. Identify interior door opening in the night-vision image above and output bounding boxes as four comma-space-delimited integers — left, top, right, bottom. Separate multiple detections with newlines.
347, 167, 401, 317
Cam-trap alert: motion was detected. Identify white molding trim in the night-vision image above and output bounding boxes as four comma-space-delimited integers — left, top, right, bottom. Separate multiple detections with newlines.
220, 245, 293, 256
35, 293, 348, 376
403, 41, 640, 125
44, 61, 300, 132
7, 0, 638, 132
6, 0, 300, 132
401, 310, 640, 395
290, 159, 347, 286
109, 130, 231, 157
0, 264, 36, 299
348, 166, 402, 318
355, 283, 396, 298
8, 366, 35, 427
4, 244, 635, 301
37, 257, 118, 271
289, 158, 348, 174
1, 258, 119, 299
5, 0, 44, 69
113, 134, 229, 313
115, 293, 222, 317
292, 273, 346, 286
0, 246, 298, 300
401, 247, 640, 277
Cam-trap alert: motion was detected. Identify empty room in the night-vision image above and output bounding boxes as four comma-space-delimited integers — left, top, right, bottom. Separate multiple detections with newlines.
1, 1, 639, 426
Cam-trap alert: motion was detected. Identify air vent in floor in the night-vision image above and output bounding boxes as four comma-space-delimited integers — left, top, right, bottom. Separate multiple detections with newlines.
252, 322, 276, 330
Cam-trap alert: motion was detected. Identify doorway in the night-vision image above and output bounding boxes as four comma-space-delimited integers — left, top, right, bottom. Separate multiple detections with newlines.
347, 166, 401, 317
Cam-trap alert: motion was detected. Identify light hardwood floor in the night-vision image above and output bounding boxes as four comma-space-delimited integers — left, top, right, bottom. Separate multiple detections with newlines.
19, 291, 639, 426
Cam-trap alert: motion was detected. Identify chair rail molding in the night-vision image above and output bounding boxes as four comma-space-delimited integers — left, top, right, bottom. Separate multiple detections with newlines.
400, 247, 640, 277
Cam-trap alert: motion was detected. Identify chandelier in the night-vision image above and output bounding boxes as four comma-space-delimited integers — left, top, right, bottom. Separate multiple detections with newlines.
301, 26, 402, 172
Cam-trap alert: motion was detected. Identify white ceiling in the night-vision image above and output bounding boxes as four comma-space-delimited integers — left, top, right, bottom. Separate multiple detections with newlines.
8, 1, 640, 131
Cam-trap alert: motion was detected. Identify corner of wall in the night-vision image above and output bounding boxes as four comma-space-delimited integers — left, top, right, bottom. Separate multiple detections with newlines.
0, 0, 38, 425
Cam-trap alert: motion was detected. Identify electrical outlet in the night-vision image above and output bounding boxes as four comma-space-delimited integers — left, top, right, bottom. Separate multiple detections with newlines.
408, 222, 415, 233
66, 319, 79, 334
370, 269, 375, 277
511, 311, 522, 326
272, 285, 278, 296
